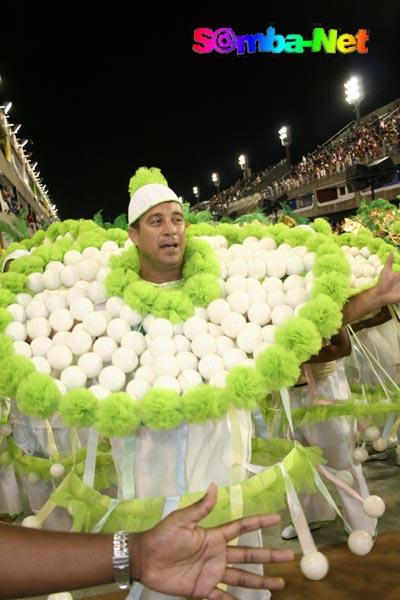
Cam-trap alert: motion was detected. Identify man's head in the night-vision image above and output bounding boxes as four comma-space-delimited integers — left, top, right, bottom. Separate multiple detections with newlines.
127, 167, 186, 283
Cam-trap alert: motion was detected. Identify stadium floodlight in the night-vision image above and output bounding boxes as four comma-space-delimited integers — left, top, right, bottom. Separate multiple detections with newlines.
0, 101, 12, 114
278, 126, 292, 166
344, 76, 363, 122
211, 172, 220, 192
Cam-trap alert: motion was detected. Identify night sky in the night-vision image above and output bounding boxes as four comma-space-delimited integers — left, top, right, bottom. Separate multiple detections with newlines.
1, 3, 399, 222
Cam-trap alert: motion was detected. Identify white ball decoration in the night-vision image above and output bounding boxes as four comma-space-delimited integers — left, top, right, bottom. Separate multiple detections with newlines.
262, 277, 283, 292
26, 299, 48, 319
46, 260, 64, 271
300, 551, 329, 580
286, 255, 305, 275
47, 345, 73, 370
82, 246, 101, 261
16, 292, 33, 306
106, 318, 131, 343
77, 258, 99, 281
153, 355, 180, 378
347, 530, 374, 555
372, 437, 388, 452
208, 323, 222, 337
42, 269, 61, 290
59, 265, 80, 288
31, 336, 53, 357
153, 375, 181, 393
221, 312, 246, 339
126, 378, 150, 399
285, 287, 309, 309
227, 290, 250, 315
247, 302, 271, 326
112, 347, 139, 373
105, 296, 125, 318
173, 334, 191, 353
5, 321, 27, 341
271, 304, 294, 326
87, 281, 107, 303
77, 352, 103, 378
89, 384, 110, 400
27, 272, 44, 293
27, 317, 51, 339
209, 370, 229, 388
21, 515, 42, 529
67, 330, 93, 357
82, 312, 108, 337
69, 297, 94, 321
191, 332, 217, 358
206, 299, 231, 324
176, 351, 198, 371
63, 250, 83, 265
178, 369, 203, 392
101, 240, 119, 252
198, 354, 224, 380
247, 259, 266, 280
47, 592, 73, 600
49, 308, 74, 332
237, 323, 263, 354
45, 293, 68, 313
54, 379, 67, 395
52, 331, 71, 346
60, 365, 87, 390
259, 237, 277, 250
98, 365, 126, 392
223, 348, 248, 370
135, 365, 156, 384
215, 335, 235, 356
267, 289, 286, 308
266, 257, 286, 278
303, 252, 316, 271
148, 336, 176, 358
362, 495, 385, 518
7, 303, 26, 323
353, 447, 369, 463
140, 349, 154, 366
50, 463, 66, 478
66, 286, 87, 306
119, 304, 143, 326
225, 275, 247, 294
227, 259, 248, 278
13, 340, 32, 358
121, 331, 146, 355
364, 425, 381, 442
31, 356, 52, 375
147, 318, 174, 339
183, 316, 208, 340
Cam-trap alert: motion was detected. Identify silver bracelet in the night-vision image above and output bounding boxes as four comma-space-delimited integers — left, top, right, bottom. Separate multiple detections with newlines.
112, 530, 131, 590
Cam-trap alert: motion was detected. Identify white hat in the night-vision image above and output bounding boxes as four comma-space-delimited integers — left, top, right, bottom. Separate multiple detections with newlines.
127, 166, 182, 225
2, 249, 30, 272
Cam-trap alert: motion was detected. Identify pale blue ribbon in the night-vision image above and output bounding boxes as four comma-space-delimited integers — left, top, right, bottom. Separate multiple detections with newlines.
176, 423, 188, 496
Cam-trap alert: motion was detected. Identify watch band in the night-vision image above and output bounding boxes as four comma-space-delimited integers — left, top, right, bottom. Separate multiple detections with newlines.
112, 530, 131, 590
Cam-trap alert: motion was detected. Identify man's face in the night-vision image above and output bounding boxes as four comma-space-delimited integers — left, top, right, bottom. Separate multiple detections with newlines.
128, 201, 186, 282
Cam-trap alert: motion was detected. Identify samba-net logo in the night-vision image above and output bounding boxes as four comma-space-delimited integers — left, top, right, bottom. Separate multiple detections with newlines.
192, 27, 369, 55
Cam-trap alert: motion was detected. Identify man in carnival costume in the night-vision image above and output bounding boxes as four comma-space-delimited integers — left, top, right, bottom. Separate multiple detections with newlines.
109, 166, 267, 600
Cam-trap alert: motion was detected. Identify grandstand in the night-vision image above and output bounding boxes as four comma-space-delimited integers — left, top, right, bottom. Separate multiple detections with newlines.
193, 98, 400, 225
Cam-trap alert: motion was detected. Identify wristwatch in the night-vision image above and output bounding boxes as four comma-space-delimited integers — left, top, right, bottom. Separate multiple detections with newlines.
112, 530, 131, 589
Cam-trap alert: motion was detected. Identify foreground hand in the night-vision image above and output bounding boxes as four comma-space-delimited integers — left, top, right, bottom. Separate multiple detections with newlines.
131, 483, 294, 599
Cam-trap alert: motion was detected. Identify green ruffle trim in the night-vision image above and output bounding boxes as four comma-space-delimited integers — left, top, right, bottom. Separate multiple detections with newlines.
1, 437, 117, 491
48, 441, 324, 533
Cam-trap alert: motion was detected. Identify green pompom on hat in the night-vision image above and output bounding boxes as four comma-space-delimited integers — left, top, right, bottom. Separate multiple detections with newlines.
127, 166, 182, 225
